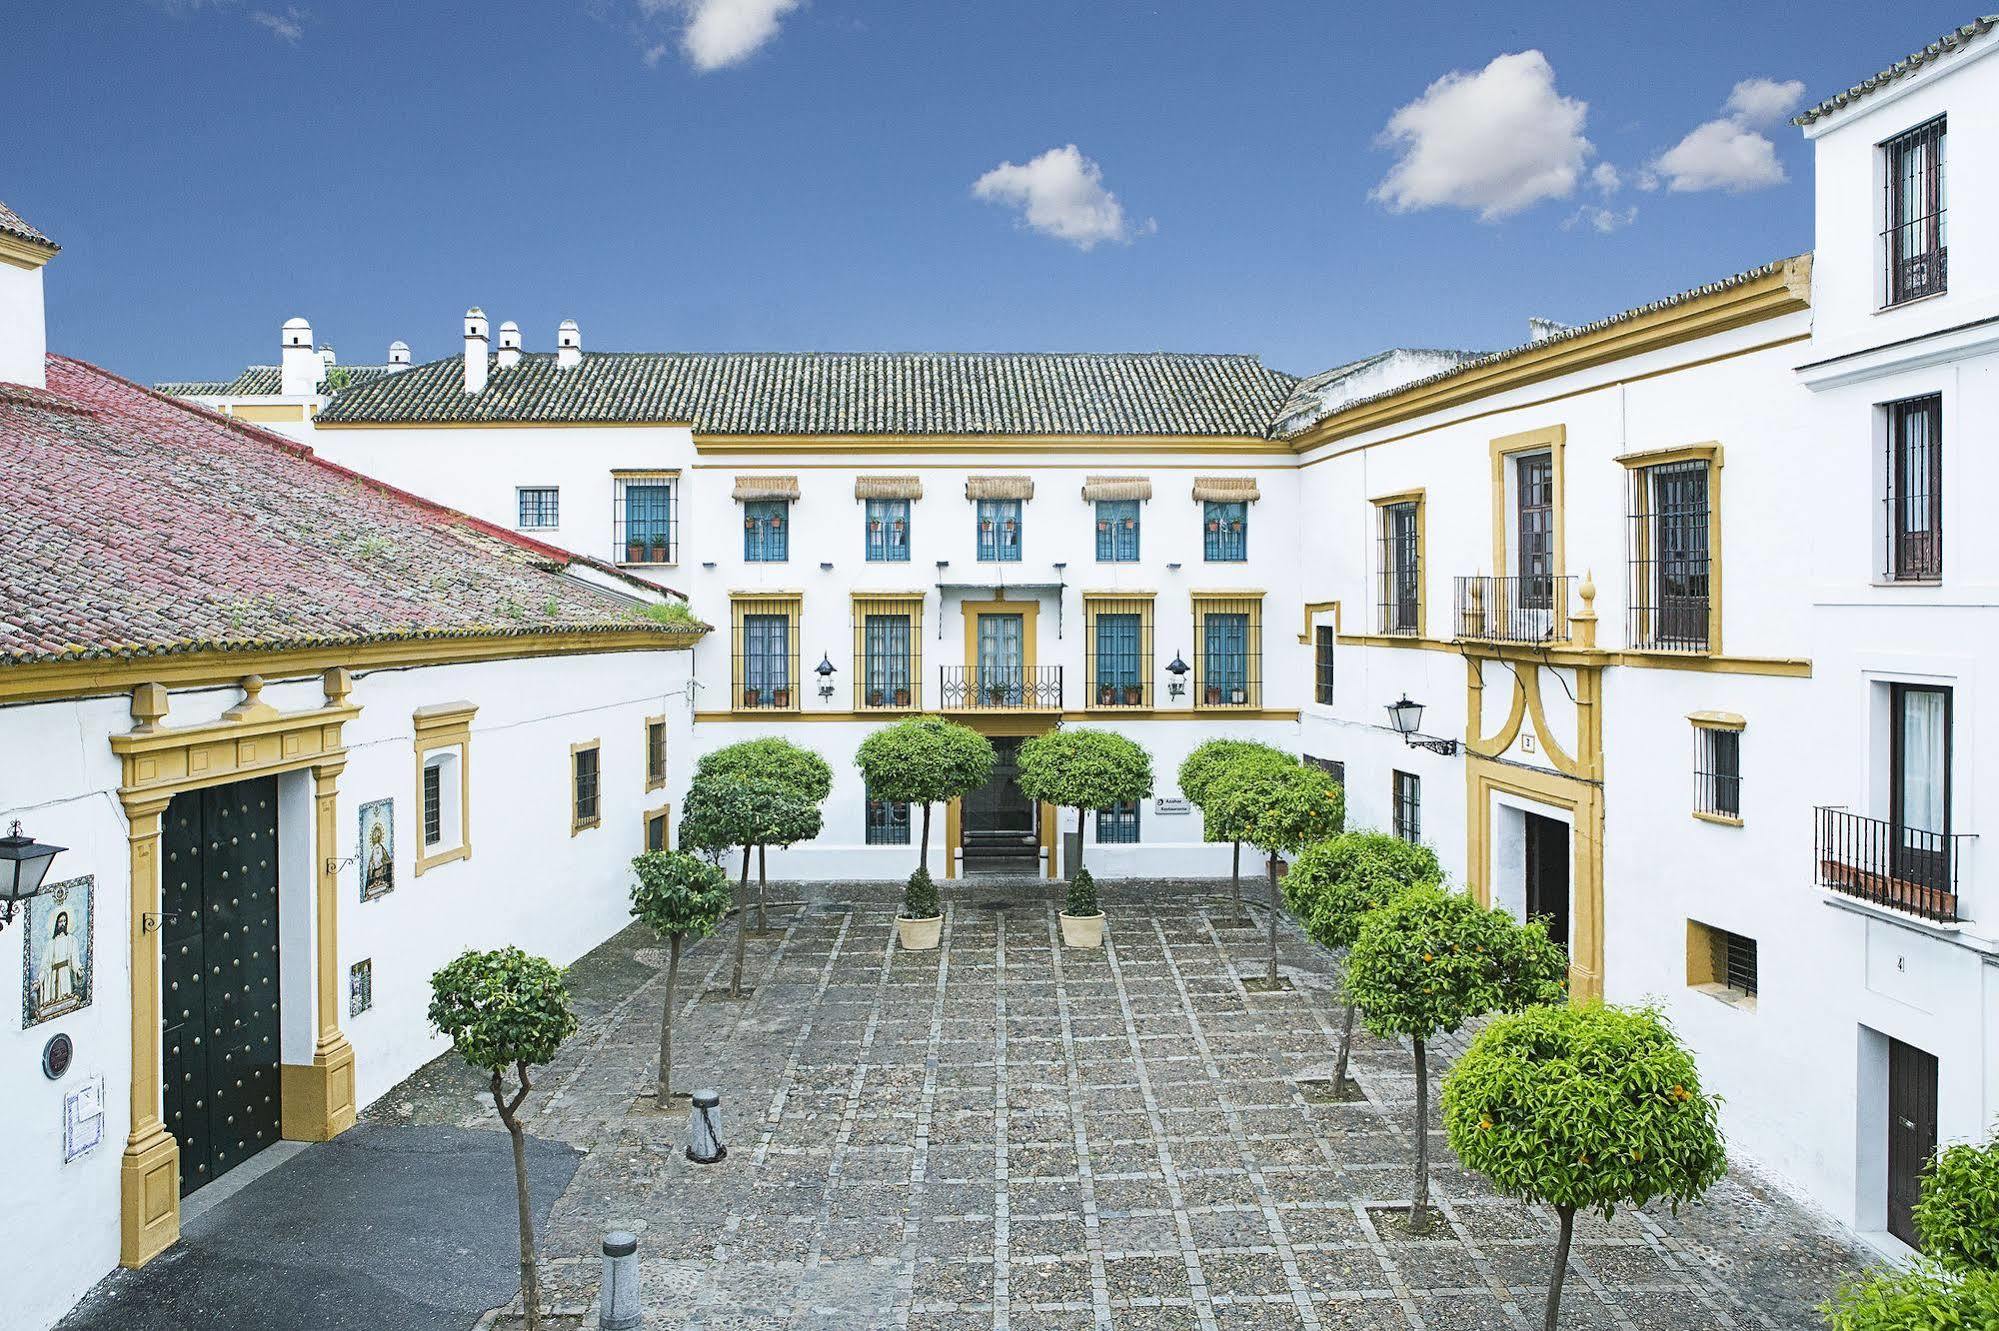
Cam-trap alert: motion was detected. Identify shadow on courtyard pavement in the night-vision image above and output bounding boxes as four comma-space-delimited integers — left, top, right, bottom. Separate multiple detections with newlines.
72, 879, 1879, 1330
55, 1122, 580, 1331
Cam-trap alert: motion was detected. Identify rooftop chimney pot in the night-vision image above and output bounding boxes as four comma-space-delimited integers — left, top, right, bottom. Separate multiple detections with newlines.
387, 340, 411, 368
280, 316, 321, 396
463, 307, 490, 395
496, 320, 522, 370
557, 319, 581, 370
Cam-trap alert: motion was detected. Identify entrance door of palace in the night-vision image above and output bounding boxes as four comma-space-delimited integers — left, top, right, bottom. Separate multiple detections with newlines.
161, 776, 283, 1197
962, 736, 1038, 871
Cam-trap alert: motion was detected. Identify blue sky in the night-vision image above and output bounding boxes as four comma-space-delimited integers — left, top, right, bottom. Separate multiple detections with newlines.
5, 2, 1981, 383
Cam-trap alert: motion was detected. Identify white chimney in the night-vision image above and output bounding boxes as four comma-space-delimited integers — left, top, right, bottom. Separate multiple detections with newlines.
556, 319, 581, 369
496, 320, 522, 369
280, 317, 321, 395
387, 340, 411, 369
318, 346, 338, 371
1528, 316, 1571, 343
0, 208, 54, 389
463, 307, 489, 394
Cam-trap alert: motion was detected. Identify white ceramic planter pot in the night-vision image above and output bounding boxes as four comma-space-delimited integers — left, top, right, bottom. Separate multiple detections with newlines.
1059, 911, 1105, 949
898, 914, 943, 951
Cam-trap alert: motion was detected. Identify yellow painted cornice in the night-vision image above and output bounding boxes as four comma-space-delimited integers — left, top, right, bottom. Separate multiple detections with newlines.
0, 628, 703, 706
1336, 630, 1811, 678
1290, 256, 1812, 449
693, 432, 1292, 457
0, 232, 57, 270
693, 707, 1303, 724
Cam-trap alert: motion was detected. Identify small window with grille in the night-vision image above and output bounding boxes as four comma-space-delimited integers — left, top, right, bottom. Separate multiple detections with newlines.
571, 742, 601, 834
744, 499, 790, 562
516, 486, 559, 530
1626, 457, 1712, 652
1393, 770, 1421, 843
1095, 500, 1140, 561
865, 498, 911, 562
1097, 801, 1140, 844
644, 807, 669, 852
1377, 498, 1421, 634
1304, 755, 1345, 789
422, 760, 443, 847
1688, 920, 1757, 1006
1314, 626, 1335, 705
1882, 117, 1946, 306
1885, 394, 1942, 582
1693, 720, 1742, 823
1203, 501, 1247, 561
614, 474, 677, 565
645, 717, 667, 791
977, 499, 1022, 562
865, 793, 911, 845
1193, 595, 1260, 708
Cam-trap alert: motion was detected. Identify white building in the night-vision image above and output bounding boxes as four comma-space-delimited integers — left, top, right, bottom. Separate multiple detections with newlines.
152, 316, 412, 445
0, 210, 702, 1331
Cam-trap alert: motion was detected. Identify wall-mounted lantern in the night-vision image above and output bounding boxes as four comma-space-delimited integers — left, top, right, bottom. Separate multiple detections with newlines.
1385, 695, 1459, 755
815, 652, 838, 702
1165, 651, 1190, 700
0, 820, 66, 933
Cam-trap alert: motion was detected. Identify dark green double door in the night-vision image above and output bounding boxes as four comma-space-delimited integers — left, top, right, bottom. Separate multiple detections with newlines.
162, 777, 283, 1197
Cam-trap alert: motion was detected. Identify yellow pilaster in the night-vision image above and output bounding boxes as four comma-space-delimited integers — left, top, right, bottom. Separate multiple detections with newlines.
119, 797, 179, 1268
283, 758, 356, 1141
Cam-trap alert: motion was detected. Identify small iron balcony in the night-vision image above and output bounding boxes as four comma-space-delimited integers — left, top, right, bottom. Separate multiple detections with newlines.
1454, 575, 1573, 645
1814, 806, 1970, 924
938, 665, 1063, 711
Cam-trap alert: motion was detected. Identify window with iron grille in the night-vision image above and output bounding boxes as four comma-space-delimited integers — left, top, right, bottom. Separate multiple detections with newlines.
1627, 459, 1711, 651
865, 498, 911, 562
742, 614, 791, 707
1203, 501, 1247, 561
1379, 500, 1421, 634
572, 744, 601, 832
1086, 602, 1150, 707
862, 614, 913, 708
977, 499, 1022, 562
1392, 770, 1421, 843
1885, 394, 1942, 581
644, 808, 668, 852
1694, 725, 1741, 821
1883, 118, 1946, 306
744, 499, 789, 561
645, 718, 667, 790
1097, 800, 1140, 844
1194, 599, 1260, 708
1304, 755, 1345, 788
1691, 921, 1758, 999
422, 760, 443, 846
614, 474, 676, 565
516, 486, 559, 530
1095, 500, 1140, 561
1314, 625, 1335, 705
1514, 452, 1555, 609
866, 793, 911, 845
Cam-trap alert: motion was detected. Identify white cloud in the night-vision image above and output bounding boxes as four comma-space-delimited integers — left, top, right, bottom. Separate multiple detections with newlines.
1564, 204, 1638, 234
972, 145, 1137, 251
1651, 117, 1787, 193
250, 7, 305, 42
640, 0, 800, 72
1371, 50, 1592, 221
1590, 162, 1622, 195
1723, 77, 1806, 126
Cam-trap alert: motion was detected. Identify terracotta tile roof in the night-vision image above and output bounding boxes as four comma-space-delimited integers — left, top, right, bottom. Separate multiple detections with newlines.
0, 200, 58, 254
1793, 17, 1999, 125
1, 357, 704, 668
316, 351, 1297, 437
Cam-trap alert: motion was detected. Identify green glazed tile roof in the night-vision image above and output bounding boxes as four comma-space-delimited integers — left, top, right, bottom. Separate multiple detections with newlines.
1793, 17, 1998, 124
0, 200, 58, 253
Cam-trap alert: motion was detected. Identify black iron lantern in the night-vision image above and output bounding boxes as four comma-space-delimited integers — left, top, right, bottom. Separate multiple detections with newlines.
1165, 651, 1190, 700
0, 820, 65, 931
1385, 695, 1458, 755
815, 652, 837, 701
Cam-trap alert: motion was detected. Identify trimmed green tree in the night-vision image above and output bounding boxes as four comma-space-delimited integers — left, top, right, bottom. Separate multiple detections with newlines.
678, 773, 822, 997
694, 738, 832, 931
1283, 831, 1442, 1091
630, 850, 733, 1103
1015, 728, 1154, 875
1179, 739, 1297, 919
429, 947, 579, 1331
1204, 761, 1345, 983
1823, 1265, 1999, 1330
1344, 883, 1568, 1230
1912, 1127, 1999, 1273
1443, 1003, 1726, 1331
855, 716, 997, 877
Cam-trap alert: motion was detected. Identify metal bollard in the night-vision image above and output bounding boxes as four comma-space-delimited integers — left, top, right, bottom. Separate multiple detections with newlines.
685, 1087, 726, 1163
599, 1230, 641, 1331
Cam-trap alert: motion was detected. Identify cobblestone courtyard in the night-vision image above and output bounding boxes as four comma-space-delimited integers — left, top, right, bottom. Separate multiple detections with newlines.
376, 882, 1871, 1330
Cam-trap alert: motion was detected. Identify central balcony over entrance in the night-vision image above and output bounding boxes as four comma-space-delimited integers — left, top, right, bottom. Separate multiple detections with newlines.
938, 665, 1063, 711
1454, 574, 1574, 646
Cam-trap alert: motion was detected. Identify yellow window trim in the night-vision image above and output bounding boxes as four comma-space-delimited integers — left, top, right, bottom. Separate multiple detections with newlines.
1082, 593, 1156, 711
1618, 443, 1724, 656
728, 591, 804, 715
851, 592, 925, 711
1190, 589, 1263, 711
1687, 710, 1746, 731
412, 702, 475, 876
644, 714, 667, 792
643, 803, 672, 851
960, 599, 1040, 685
1489, 425, 1566, 585
571, 739, 602, 835
1370, 489, 1427, 638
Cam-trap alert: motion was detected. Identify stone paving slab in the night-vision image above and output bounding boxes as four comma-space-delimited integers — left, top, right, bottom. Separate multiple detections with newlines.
367, 881, 1873, 1330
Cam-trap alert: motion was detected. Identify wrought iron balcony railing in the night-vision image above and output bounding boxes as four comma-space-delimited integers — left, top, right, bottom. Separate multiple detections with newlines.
1454, 575, 1573, 645
1814, 806, 1970, 924
938, 665, 1063, 711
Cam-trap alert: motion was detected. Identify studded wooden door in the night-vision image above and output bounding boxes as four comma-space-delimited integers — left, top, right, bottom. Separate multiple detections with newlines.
161, 776, 282, 1198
